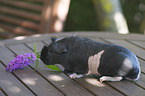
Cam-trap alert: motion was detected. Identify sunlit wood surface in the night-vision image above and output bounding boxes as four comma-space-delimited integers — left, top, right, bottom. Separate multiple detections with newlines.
0, 32, 145, 96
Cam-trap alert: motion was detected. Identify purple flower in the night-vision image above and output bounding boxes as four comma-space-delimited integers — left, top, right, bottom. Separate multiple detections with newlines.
6, 53, 37, 72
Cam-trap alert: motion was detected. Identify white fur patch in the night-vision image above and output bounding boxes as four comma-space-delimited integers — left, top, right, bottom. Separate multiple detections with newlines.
86, 50, 104, 75
69, 73, 84, 79
55, 35, 76, 42
55, 37, 65, 42
100, 76, 123, 82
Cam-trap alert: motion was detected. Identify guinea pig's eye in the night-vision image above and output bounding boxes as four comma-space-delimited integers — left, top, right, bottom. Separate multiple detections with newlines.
49, 50, 53, 53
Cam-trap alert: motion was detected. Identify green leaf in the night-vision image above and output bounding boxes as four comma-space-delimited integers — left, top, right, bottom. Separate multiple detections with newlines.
34, 42, 41, 59
46, 65, 61, 71
34, 42, 37, 56
35, 58, 39, 70
38, 51, 41, 56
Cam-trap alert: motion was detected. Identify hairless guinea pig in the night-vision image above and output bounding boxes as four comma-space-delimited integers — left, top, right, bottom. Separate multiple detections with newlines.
40, 36, 140, 82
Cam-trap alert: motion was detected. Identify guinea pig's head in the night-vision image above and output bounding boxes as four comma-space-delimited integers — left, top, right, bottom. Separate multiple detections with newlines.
40, 37, 67, 65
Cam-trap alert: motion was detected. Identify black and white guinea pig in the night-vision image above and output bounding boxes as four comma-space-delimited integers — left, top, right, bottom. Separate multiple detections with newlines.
40, 36, 140, 82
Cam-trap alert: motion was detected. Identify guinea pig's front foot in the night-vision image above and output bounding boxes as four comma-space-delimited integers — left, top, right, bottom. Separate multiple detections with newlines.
69, 73, 84, 79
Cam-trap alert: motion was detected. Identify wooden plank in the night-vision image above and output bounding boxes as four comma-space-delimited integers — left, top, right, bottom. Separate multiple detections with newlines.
0, 15, 39, 30
0, 7, 41, 21
0, 0, 43, 12
8, 43, 94, 96
0, 90, 6, 96
104, 39, 145, 59
135, 73, 145, 89
1, 32, 145, 46
0, 47, 64, 96
0, 63, 34, 96
0, 23, 35, 35
76, 32, 145, 41
128, 40, 145, 50
107, 81, 145, 96
138, 59, 145, 73
0, 33, 108, 45
104, 39, 145, 73
135, 59, 145, 89
74, 75, 124, 96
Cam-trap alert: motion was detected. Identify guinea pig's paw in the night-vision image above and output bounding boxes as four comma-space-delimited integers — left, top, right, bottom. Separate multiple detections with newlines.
69, 73, 84, 79
100, 76, 123, 82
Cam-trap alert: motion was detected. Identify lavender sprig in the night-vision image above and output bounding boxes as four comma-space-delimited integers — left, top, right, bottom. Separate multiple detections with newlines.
6, 53, 36, 72
6, 42, 61, 72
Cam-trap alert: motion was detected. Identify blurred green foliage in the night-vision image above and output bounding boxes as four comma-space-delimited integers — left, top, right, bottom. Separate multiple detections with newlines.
64, 0, 145, 34
121, 0, 145, 33
64, 0, 99, 31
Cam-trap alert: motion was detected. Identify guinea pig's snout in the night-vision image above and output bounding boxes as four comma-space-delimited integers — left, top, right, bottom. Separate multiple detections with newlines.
40, 46, 48, 64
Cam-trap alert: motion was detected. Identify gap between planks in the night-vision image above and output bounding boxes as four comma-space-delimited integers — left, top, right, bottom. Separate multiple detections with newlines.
5, 45, 65, 96
7, 43, 95, 96
0, 60, 37, 96
24, 41, 97, 96
0, 86, 8, 96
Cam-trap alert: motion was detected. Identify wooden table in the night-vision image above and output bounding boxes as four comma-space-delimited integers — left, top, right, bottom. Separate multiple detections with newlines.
0, 32, 145, 96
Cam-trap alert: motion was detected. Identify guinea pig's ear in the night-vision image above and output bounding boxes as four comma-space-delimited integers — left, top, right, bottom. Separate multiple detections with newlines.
53, 43, 67, 53
51, 37, 57, 44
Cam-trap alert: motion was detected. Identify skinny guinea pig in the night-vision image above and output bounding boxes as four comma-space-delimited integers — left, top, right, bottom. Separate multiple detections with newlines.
40, 36, 140, 82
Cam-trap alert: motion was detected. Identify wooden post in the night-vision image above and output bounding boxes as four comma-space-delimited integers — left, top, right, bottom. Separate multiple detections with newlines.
49, 0, 71, 33
40, 0, 70, 33
39, 0, 52, 33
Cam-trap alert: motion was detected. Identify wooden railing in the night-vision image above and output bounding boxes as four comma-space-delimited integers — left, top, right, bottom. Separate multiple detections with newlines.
0, 0, 70, 38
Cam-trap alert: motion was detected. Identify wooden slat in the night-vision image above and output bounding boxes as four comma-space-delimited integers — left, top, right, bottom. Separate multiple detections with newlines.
0, 47, 64, 96
135, 73, 145, 89
0, 23, 35, 35
128, 40, 145, 49
104, 39, 145, 60
138, 59, 145, 73
76, 32, 145, 41
1, 32, 145, 48
74, 75, 124, 96
107, 81, 145, 96
0, 15, 39, 30
0, 63, 34, 96
0, 89, 6, 96
0, 7, 41, 21
0, 0, 43, 12
10, 42, 95, 96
